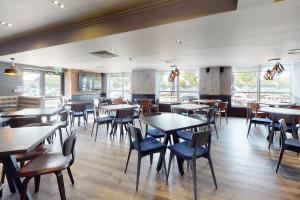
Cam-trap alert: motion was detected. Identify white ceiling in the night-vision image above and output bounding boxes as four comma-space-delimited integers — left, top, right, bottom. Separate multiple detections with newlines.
1, 0, 300, 72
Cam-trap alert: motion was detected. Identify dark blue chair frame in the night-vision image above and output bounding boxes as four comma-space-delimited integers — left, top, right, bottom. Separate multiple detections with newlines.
110, 109, 135, 138
167, 129, 217, 200
125, 125, 167, 191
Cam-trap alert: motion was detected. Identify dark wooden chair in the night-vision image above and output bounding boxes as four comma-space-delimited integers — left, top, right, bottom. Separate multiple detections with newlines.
111, 109, 134, 138
124, 125, 167, 191
216, 102, 228, 125
70, 104, 87, 128
150, 98, 160, 112
167, 129, 217, 200
276, 119, 300, 173
91, 99, 113, 142
246, 102, 269, 123
113, 97, 123, 105
140, 99, 152, 114
56, 111, 70, 145
19, 132, 77, 200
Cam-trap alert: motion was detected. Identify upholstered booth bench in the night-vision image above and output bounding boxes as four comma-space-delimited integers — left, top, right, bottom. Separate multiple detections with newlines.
0, 96, 45, 112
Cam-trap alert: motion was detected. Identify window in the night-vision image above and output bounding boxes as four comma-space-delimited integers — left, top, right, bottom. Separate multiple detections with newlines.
45, 73, 62, 97
232, 66, 291, 106
23, 71, 41, 96
178, 70, 199, 101
232, 70, 257, 106
159, 70, 199, 102
109, 73, 131, 100
159, 72, 178, 103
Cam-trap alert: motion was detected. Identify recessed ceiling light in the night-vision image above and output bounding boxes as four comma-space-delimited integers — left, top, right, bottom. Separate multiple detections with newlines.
111, 49, 115, 52
0, 21, 13, 27
51, 0, 65, 8
176, 40, 182, 45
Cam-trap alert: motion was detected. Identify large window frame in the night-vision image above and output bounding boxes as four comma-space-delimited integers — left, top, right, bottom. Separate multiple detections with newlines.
108, 72, 131, 100
159, 70, 199, 102
232, 65, 291, 107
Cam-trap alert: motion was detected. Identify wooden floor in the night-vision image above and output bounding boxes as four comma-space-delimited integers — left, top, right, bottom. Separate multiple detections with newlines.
2, 117, 300, 200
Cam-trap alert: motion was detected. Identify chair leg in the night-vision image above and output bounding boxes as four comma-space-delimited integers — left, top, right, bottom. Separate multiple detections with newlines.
65, 127, 69, 137
162, 150, 168, 181
219, 114, 221, 126
56, 172, 66, 200
124, 148, 132, 173
276, 147, 285, 173
225, 113, 228, 125
214, 123, 218, 139
106, 123, 109, 134
136, 156, 142, 191
91, 122, 95, 137
34, 175, 41, 193
167, 152, 174, 181
59, 128, 63, 146
67, 167, 75, 185
192, 158, 197, 200
150, 154, 153, 165
208, 155, 218, 189
95, 125, 99, 142
20, 177, 32, 200
247, 122, 252, 138
139, 120, 142, 130
1, 166, 5, 184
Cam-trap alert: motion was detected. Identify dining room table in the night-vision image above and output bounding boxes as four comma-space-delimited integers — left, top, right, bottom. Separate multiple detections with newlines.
0, 125, 59, 200
1, 107, 62, 121
259, 106, 300, 148
140, 113, 208, 175
101, 104, 139, 112
192, 99, 222, 106
171, 103, 209, 116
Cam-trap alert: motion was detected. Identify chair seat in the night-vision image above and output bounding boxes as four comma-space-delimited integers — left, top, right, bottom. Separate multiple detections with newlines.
285, 139, 300, 148
168, 141, 208, 159
96, 116, 113, 123
19, 153, 71, 177
132, 114, 140, 119
72, 112, 84, 117
177, 130, 192, 141
134, 139, 166, 155
251, 117, 272, 124
147, 129, 166, 138
85, 109, 93, 113
274, 123, 293, 131
114, 117, 132, 123
16, 144, 54, 162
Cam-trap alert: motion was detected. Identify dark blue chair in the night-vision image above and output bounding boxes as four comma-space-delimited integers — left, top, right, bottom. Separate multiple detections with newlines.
144, 112, 166, 140
85, 103, 94, 121
167, 129, 217, 200
70, 104, 87, 128
276, 119, 300, 173
177, 114, 209, 141
91, 99, 113, 142
247, 109, 272, 138
111, 109, 134, 138
195, 108, 218, 139
125, 125, 167, 191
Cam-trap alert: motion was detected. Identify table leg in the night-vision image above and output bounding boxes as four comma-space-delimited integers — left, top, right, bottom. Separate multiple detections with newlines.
2, 155, 32, 200
156, 133, 170, 172
292, 116, 298, 139
268, 113, 275, 149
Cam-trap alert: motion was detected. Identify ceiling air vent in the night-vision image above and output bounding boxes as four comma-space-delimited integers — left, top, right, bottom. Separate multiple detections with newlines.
89, 51, 118, 58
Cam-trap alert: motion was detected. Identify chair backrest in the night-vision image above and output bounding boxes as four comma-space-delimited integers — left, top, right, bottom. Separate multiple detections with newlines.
93, 99, 100, 119
71, 104, 86, 113
116, 109, 134, 119
9, 117, 42, 128
218, 102, 228, 111
113, 98, 123, 105
128, 125, 143, 151
248, 102, 259, 113
140, 99, 152, 108
59, 110, 68, 122
17, 96, 45, 110
278, 119, 288, 143
207, 108, 217, 122
189, 129, 212, 153
62, 131, 77, 157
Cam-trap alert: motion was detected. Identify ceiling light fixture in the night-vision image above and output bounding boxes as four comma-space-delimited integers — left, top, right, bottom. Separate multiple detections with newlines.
176, 40, 182, 45
168, 65, 180, 82
287, 49, 300, 55
263, 58, 284, 80
3, 58, 20, 76
51, 0, 65, 8
0, 21, 13, 27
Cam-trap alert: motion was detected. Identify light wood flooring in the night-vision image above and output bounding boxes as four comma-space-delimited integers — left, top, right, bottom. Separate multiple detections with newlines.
2, 117, 300, 200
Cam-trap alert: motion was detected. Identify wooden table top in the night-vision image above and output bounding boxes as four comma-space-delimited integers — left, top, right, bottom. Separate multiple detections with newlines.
0, 125, 59, 157
140, 113, 207, 133
259, 107, 300, 116
258, 102, 294, 107
171, 104, 209, 111
65, 101, 91, 106
2, 107, 62, 118
102, 104, 138, 111
192, 99, 221, 104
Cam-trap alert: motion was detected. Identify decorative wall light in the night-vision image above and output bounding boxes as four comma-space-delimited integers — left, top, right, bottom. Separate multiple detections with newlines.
263, 58, 284, 80
3, 58, 20, 76
168, 65, 180, 82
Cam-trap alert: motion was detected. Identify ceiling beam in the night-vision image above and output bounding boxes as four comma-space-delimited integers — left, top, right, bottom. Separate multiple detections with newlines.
0, 0, 237, 56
